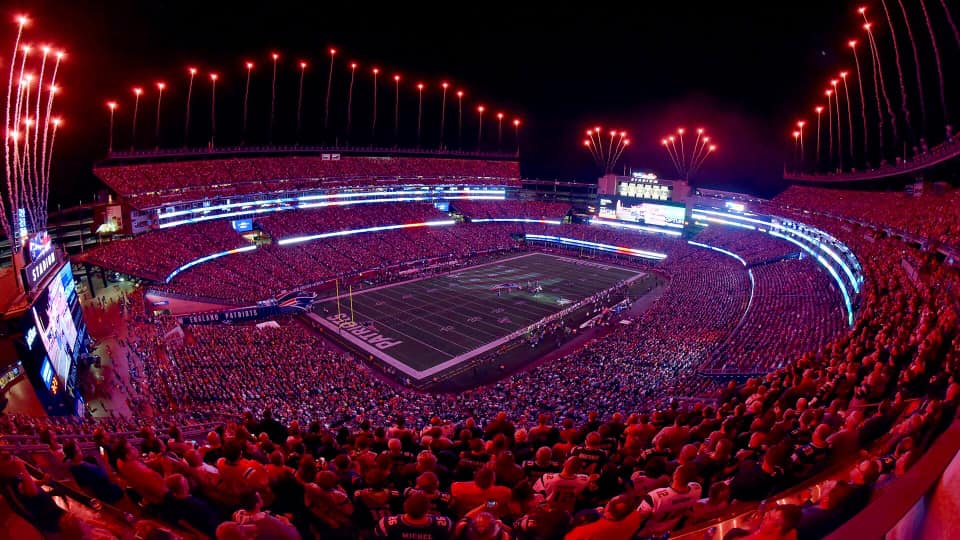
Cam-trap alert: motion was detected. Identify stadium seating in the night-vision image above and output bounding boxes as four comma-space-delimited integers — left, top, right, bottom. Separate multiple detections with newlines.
8, 188, 958, 539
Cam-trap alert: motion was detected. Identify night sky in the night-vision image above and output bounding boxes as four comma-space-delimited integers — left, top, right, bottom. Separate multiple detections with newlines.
7, 1, 858, 206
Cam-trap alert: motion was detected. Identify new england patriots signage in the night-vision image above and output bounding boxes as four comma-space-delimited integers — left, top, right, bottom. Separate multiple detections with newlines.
180, 291, 317, 325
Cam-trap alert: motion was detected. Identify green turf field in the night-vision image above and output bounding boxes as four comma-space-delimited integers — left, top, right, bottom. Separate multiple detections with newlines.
309, 252, 644, 379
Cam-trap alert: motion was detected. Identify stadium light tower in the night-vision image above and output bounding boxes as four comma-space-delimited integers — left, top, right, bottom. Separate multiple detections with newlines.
242, 61, 253, 144
154, 82, 165, 148
106, 101, 117, 153
416, 83, 424, 146
440, 81, 449, 148
346, 62, 357, 142
131, 87, 142, 150
456, 90, 464, 149
393, 74, 401, 144
477, 105, 485, 147
324, 48, 335, 138
815, 105, 824, 168
297, 61, 307, 142
797, 120, 806, 164
269, 52, 279, 143
371, 67, 379, 138
497, 112, 504, 148
513, 118, 521, 154
184, 67, 197, 147
209, 73, 218, 148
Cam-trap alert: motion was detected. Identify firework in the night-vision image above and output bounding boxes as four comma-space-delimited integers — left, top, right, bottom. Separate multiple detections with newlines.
583, 125, 630, 174
658, 127, 714, 179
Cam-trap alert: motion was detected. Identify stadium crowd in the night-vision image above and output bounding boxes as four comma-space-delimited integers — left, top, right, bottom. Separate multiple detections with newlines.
455, 201, 572, 221
4, 193, 959, 539
94, 156, 520, 208
772, 185, 960, 250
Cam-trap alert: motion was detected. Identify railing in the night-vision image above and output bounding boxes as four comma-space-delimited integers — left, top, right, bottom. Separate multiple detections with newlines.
784, 136, 960, 182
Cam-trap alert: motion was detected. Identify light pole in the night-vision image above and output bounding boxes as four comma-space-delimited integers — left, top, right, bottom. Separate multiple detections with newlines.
209, 73, 218, 148
154, 82, 165, 148
416, 83, 424, 146
371, 68, 379, 139
242, 61, 253, 143
184, 67, 196, 146
440, 82, 448, 148
131, 87, 142, 150
107, 101, 117, 153
513, 118, 520, 154
477, 105, 485, 147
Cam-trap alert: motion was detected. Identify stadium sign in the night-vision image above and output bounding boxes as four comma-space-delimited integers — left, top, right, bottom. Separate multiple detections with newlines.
324, 313, 403, 350
23, 248, 60, 291
180, 291, 317, 325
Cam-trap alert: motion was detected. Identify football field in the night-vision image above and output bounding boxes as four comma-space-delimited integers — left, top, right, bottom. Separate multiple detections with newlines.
308, 252, 645, 379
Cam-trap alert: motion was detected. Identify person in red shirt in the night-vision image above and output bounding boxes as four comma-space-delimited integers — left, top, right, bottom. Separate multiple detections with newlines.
451, 468, 512, 518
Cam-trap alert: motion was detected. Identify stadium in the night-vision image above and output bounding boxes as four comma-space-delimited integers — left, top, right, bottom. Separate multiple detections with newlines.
0, 4, 958, 540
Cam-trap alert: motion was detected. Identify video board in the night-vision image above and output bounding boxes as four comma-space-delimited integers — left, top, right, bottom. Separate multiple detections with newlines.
28, 263, 85, 395
597, 196, 686, 229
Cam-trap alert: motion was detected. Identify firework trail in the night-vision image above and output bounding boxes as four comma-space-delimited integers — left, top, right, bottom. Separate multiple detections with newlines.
880, 0, 914, 140
918, 0, 948, 124
896, 0, 928, 134
849, 43, 870, 158
938, 0, 960, 49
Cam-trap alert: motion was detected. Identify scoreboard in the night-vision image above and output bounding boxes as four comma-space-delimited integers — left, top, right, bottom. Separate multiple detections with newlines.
596, 196, 686, 229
